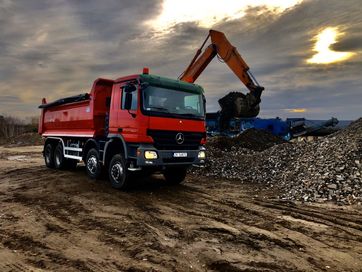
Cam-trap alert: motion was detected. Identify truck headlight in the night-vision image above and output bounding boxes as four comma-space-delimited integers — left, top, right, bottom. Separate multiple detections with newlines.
198, 151, 206, 159
144, 151, 158, 159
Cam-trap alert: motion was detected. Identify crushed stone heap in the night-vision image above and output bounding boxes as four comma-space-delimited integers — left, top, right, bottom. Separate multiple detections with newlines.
206, 128, 286, 152
193, 119, 362, 205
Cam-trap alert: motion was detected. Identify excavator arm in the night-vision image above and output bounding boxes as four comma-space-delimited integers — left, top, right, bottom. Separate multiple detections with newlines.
180, 30, 264, 121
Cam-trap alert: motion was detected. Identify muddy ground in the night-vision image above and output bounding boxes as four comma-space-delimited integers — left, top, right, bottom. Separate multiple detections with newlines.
0, 146, 361, 272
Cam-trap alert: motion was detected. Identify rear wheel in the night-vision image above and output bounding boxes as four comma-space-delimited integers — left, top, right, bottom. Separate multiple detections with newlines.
54, 142, 66, 169
163, 166, 188, 184
85, 148, 102, 179
108, 154, 129, 189
44, 143, 55, 168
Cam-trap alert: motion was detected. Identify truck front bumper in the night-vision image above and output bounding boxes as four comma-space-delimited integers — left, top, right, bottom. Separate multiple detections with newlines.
136, 144, 206, 167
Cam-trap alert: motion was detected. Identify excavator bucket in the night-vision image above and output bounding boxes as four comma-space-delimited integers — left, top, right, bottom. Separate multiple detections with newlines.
218, 92, 261, 131
219, 92, 260, 117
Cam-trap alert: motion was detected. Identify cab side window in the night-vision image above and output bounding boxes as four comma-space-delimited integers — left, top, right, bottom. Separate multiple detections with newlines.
121, 84, 138, 110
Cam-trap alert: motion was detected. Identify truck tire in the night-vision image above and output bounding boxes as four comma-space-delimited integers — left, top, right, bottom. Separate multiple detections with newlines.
44, 143, 55, 168
163, 166, 188, 184
108, 154, 129, 189
85, 148, 102, 179
54, 142, 66, 169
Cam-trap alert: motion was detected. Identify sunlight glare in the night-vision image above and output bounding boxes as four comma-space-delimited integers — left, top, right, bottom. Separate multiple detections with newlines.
151, 0, 302, 32
307, 27, 355, 64
287, 108, 306, 113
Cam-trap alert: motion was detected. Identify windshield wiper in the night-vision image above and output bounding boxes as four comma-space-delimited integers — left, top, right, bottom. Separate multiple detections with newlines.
178, 113, 201, 118
147, 106, 170, 112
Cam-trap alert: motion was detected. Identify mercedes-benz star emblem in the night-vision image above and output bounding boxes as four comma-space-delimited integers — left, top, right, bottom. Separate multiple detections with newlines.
175, 133, 184, 144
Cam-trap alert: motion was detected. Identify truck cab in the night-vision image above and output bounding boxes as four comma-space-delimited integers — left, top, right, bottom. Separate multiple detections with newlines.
39, 69, 206, 189
109, 71, 206, 164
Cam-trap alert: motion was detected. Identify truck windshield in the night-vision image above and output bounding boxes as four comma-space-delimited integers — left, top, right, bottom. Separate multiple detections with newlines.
142, 85, 205, 119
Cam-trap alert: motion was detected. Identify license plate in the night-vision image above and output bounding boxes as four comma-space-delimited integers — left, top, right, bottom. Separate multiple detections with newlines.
173, 152, 187, 158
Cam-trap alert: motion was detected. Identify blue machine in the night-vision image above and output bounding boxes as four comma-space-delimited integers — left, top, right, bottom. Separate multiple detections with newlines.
206, 113, 342, 140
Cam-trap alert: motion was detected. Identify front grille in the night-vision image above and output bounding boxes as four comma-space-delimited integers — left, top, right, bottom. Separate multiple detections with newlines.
147, 129, 204, 150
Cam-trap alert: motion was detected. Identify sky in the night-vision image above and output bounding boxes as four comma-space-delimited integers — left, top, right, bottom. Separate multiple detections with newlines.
0, 0, 361, 120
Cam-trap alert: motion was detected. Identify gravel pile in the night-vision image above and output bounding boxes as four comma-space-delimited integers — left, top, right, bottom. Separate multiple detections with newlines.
207, 128, 286, 151
193, 119, 362, 205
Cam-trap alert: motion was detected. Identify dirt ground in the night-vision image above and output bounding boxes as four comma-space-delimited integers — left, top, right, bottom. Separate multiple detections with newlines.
0, 146, 361, 272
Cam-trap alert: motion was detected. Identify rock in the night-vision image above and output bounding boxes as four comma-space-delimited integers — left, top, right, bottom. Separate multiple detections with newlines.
327, 184, 337, 190
336, 175, 344, 181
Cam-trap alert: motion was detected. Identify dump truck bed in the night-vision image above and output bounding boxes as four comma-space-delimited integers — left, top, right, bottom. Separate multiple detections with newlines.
38, 78, 114, 137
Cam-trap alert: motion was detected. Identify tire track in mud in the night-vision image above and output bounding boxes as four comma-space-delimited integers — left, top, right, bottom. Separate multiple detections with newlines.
0, 166, 185, 271
253, 200, 362, 236
0, 262, 33, 272
179, 180, 362, 271
0, 165, 99, 271
112, 186, 338, 271
0, 158, 362, 271
216, 197, 362, 243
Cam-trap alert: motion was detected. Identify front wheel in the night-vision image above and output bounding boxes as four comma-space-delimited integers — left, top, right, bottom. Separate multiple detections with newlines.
163, 166, 188, 185
108, 154, 129, 189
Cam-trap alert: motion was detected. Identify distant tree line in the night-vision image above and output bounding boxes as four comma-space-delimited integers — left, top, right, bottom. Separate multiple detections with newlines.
0, 115, 38, 138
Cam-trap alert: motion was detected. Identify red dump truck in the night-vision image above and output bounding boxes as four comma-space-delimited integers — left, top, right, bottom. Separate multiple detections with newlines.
38, 68, 206, 189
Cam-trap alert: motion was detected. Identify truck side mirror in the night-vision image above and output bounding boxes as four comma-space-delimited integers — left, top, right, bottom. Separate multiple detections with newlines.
124, 83, 136, 93
124, 92, 133, 110
122, 83, 137, 117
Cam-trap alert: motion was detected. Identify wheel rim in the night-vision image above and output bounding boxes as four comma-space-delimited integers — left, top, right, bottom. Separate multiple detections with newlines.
87, 155, 98, 175
111, 162, 123, 184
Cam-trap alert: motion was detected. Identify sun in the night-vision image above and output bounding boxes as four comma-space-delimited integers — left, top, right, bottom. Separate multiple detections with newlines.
307, 27, 355, 64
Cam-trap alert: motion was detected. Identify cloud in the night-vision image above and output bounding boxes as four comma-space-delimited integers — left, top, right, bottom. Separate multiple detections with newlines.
332, 34, 362, 51
150, 0, 302, 31
0, 0, 361, 120
0, 95, 21, 104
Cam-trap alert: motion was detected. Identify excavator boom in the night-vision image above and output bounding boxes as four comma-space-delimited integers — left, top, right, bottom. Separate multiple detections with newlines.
180, 30, 264, 122
181, 44, 217, 84
181, 31, 247, 82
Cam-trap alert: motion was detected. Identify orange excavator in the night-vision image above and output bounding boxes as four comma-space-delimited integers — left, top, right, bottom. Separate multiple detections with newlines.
179, 30, 264, 131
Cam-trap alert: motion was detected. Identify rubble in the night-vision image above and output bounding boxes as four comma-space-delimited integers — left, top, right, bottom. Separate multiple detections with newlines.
193, 118, 362, 205
206, 128, 286, 151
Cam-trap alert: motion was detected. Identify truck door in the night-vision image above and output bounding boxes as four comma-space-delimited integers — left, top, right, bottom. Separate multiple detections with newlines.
109, 81, 140, 141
